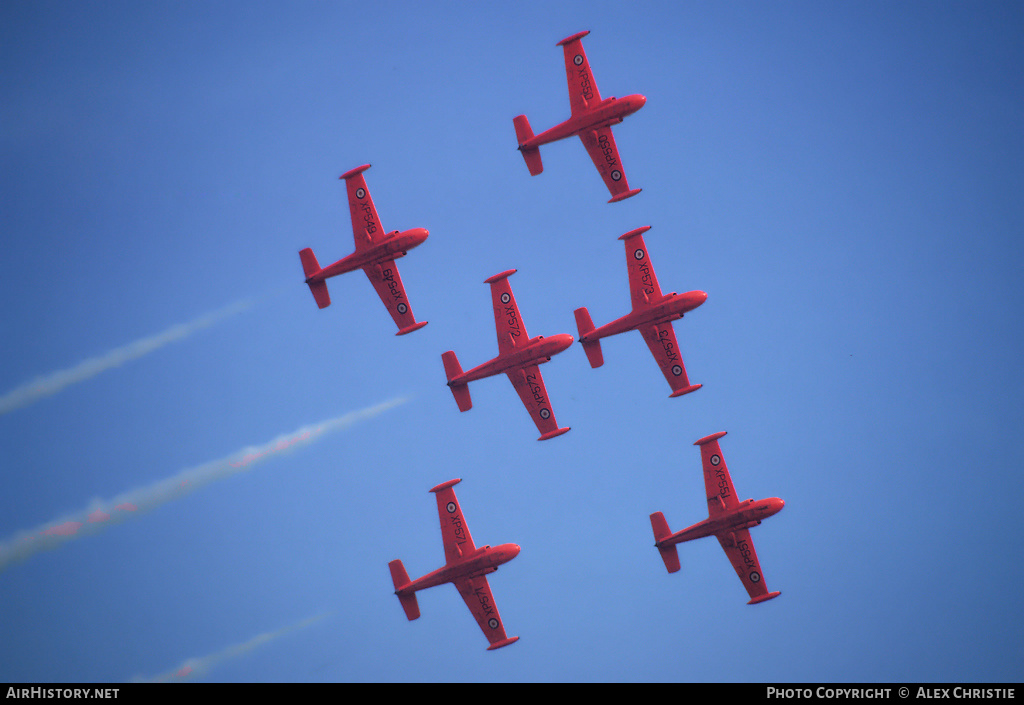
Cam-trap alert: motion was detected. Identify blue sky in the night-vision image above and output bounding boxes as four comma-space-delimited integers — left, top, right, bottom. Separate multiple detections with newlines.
1, 0, 1022, 683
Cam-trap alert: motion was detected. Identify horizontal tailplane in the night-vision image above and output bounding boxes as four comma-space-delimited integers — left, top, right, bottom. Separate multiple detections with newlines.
513, 115, 543, 175
650, 512, 681, 573
441, 351, 472, 411
299, 248, 330, 309
573, 307, 604, 368
388, 559, 420, 621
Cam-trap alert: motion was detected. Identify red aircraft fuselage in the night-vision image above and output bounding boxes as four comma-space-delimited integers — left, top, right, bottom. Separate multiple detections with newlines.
304, 227, 429, 283
395, 543, 522, 595
657, 497, 785, 547
518, 94, 646, 149
448, 334, 575, 385
580, 290, 708, 342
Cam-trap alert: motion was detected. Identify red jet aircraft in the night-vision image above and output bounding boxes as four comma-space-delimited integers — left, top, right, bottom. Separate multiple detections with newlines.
513, 30, 646, 203
298, 164, 428, 335
389, 479, 521, 651
442, 270, 573, 441
574, 226, 707, 397
650, 432, 785, 604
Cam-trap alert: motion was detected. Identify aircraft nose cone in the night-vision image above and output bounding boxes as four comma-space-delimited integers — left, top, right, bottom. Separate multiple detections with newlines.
545, 333, 573, 350
679, 290, 707, 312
497, 543, 521, 562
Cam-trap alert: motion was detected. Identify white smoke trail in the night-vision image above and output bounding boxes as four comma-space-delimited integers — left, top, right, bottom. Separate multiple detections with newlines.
0, 398, 409, 573
132, 612, 334, 682
0, 298, 254, 415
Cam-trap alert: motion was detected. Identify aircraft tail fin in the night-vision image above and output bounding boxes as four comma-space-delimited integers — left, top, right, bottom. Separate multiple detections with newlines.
441, 351, 472, 411
513, 115, 543, 175
299, 248, 331, 309
650, 512, 681, 573
388, 559, 421, 621
573, 307, 604, 368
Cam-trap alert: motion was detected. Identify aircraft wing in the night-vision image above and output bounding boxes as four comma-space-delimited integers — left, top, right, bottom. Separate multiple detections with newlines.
717, 528, 779, 604
579, 125, 637, 204
341, 164, 385, 252
622, 225, 663, 309
559, 30, 602, 115
507, 365, 565, 440
454, 574, 519, 650
487, 270, 529, 355
697, 432, 740, 517
639, 323, 696, 395
361, 260, 423, 334
432, 479, 477, 565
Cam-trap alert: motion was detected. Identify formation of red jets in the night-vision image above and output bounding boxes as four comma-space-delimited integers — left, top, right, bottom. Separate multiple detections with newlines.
300, 31, 785, 650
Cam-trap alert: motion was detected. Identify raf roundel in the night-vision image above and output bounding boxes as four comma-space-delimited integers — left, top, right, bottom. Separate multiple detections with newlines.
446, 501, 457, 514
539, 408, 551, 420
500, 292, 511, 304
671, 364, 683, 376
355, 187, 366, 199
397, 302, 408, 314
634, 248, 645, 260
710, 454, 721, 466
611, 169, 622, 181
573, 54, 583, 66
749, 571, 761, 583
488, 618, 500, 629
